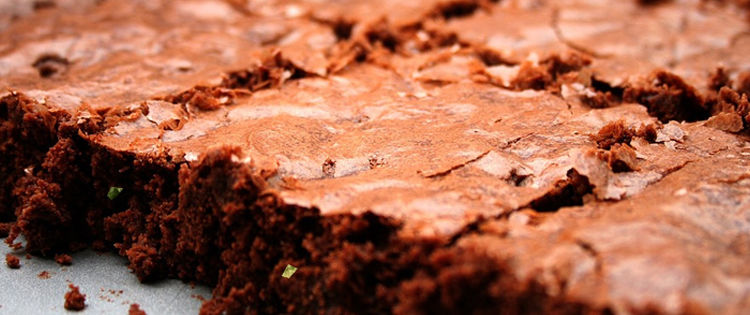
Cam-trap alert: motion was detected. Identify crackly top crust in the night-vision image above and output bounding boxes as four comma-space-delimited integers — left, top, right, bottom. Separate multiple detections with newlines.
442, 0, 750, 90
0, 0, 337, 112
95, 56, 747, 241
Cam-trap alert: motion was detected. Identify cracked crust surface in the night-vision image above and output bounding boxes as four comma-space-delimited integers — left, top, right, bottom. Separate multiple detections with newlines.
1, 0, 750, 314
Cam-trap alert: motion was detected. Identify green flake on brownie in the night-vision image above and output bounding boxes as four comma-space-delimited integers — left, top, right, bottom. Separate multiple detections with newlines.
282, 264, 298, 278
107, 187, 123, 200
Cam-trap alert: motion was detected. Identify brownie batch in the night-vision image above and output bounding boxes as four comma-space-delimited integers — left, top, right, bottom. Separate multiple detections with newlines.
2, 0, 750, 314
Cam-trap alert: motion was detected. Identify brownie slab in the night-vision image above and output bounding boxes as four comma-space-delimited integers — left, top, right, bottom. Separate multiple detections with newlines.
43, 58, 750, 313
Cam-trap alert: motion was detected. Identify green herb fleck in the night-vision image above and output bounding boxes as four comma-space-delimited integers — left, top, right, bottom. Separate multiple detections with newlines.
107, 187, 123, 200
282, 264, 298, 278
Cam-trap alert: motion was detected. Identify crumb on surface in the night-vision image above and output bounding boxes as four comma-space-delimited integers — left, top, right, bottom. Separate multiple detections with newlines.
54, 253, 73, 266
129, 303, 147, 315
5, 254, 20, 269
38, 271, 51, 279
64, 284, 86, 311
0, 222, 12, 238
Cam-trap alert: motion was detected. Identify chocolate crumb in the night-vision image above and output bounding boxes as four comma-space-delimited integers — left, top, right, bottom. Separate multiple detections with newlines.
162, 86, 239, 111
38, 271, 51, 279
704, 87, 750, 132
368, 155, 386, 169
5, 254, 20, 269
597, 143, 639, 172
8, 241, 23, 250
64, 284, 86, 311
129, 303, 147, 315
0, 222, 11, 238
635, 123, 659, 142
705, 112, 744, 133
511, 53, 591, 91
220, 53, 310, 91
54, 253, 73, 266
591, 120, 634, 149
322, 158, 336, 177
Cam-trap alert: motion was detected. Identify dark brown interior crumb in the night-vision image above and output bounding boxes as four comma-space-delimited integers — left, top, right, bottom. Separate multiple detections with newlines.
510, 53, 591, 92
38, 270, 51, 279
54, 253, 73, 266
64, 284, 86, 311
591, 120, 635, 149
0, 222, 12, 238
528, 169, 594, 212
129, 303, 147, 315
624, 71, 710, 122
596, 143, 639, 172
5, 254, 20, 269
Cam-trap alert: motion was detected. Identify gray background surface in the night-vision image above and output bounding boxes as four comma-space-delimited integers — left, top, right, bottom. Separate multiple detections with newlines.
1, 238, 211, 314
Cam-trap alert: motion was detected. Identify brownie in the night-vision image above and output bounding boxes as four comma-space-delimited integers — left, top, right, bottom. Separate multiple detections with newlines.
2, 0, 750, 314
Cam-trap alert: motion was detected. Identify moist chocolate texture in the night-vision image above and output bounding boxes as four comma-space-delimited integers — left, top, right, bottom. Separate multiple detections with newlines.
2, 0, 750, 314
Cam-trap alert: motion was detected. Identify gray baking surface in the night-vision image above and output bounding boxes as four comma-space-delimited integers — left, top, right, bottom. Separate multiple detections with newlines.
1, 238, 211, 314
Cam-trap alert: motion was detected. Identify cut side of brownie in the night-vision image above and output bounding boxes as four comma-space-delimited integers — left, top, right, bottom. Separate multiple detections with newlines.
1, 0, 750, 314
